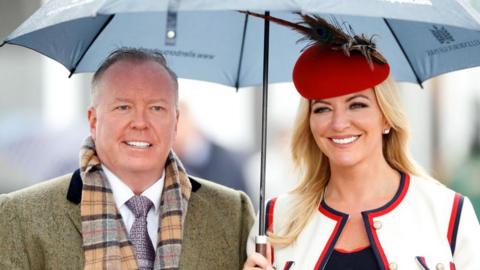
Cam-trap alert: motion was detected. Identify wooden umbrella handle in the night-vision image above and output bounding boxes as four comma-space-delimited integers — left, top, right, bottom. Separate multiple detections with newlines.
255, 235, 268, 257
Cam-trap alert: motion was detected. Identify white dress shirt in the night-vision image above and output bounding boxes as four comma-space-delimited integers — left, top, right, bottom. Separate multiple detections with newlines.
102, 165, 164, 250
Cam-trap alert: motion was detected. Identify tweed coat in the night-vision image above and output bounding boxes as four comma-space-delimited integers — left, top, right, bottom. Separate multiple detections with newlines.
0, 170, 254, 270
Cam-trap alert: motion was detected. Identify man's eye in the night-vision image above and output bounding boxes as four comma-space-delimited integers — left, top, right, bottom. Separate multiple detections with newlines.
151, 106, 163, 111
350, 102, 368, 109
312, 107, 330, 114
116, 105, 130, 110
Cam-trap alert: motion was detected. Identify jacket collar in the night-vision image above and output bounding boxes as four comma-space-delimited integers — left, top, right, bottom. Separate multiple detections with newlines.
64, 169, 216, 265
66, 169, 202, 205
317, 172, 410, 270
319, 172, 409, 218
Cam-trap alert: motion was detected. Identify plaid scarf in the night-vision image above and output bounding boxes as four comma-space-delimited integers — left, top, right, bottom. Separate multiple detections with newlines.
80, 136, 191, 270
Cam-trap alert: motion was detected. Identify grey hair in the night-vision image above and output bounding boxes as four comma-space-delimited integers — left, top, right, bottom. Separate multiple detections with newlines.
90, 47, 179, 106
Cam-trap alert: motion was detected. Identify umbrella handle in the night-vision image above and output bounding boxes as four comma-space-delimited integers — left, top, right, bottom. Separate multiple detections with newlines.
255, 235, 268, 257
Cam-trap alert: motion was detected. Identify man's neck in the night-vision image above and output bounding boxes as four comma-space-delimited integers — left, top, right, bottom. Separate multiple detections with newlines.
102, 165, 164, 195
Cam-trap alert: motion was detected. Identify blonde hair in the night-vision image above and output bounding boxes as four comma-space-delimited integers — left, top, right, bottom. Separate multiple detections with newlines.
269, 75, 427, 247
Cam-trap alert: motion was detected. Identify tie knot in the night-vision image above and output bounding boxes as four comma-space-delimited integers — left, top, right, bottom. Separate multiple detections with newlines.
126, 196, 153, 218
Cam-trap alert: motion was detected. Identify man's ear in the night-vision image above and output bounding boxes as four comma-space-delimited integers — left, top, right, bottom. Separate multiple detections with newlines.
174, 109, 180, 134
87, 107, 97, 140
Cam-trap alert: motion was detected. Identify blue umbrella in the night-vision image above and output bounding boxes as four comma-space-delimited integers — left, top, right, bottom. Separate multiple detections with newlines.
3, 0, 480, 252
3, 1, 480, 85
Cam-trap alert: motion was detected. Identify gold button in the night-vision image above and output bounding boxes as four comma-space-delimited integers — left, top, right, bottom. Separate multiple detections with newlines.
373, 220, 382, 230
436, 263, 444, 270
389, 262, 398, 270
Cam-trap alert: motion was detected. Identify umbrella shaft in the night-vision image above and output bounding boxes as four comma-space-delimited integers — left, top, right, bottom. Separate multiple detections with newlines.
258, 10, 270, 237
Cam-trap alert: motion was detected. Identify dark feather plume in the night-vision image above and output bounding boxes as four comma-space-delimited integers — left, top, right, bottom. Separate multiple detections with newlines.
239, 11, 387, 67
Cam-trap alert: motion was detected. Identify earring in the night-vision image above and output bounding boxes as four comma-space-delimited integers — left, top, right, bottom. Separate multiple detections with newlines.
383, 128, 391, 134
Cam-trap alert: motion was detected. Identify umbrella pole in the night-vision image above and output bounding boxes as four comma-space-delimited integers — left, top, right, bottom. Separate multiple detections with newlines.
255, 10, 270, 257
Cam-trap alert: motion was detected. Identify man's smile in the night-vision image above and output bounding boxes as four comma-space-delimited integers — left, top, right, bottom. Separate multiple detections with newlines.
123, 141, 152, 149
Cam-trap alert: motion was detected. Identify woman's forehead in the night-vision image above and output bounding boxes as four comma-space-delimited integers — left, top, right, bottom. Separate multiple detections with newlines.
311, 88, 375, 104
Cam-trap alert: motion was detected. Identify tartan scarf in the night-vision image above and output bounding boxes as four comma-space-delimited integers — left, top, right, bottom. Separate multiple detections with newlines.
80, 136, 192, 270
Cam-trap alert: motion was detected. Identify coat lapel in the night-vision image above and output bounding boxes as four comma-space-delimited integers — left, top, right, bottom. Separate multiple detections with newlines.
179, 179, 231, 269
180, 190, 210, 268
64, 171, 230, 268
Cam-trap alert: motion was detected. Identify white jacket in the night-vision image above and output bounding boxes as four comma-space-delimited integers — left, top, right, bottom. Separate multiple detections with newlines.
247, 174, 480, 270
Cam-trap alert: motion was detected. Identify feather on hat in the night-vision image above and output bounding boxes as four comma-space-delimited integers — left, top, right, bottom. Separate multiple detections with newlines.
241, 11, 390, 99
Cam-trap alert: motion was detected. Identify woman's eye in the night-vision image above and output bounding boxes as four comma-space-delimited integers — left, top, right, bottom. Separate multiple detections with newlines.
312, 107, 331, 114
350, 102, 368, 109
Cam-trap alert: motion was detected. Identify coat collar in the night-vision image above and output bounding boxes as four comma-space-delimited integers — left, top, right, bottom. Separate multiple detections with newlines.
66, 169, 202, 205
317, 172, 410, 270
319, 172, 409, 218
65, 169, 202, 234
64, 169, 220, 266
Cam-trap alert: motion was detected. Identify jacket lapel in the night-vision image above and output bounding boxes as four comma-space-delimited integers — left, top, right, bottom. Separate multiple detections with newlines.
64, 170, 227, 267
179, 178, 231, 269
180, 190, 210, 268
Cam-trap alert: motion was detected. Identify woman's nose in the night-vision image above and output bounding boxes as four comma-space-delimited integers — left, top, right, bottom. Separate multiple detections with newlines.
330, 109, 350, 131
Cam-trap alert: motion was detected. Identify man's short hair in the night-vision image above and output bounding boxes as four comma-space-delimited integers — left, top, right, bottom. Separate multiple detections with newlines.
91, 48, 179, 106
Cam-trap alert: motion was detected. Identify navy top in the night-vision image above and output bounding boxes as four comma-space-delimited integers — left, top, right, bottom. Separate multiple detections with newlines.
324, 246, 381, 270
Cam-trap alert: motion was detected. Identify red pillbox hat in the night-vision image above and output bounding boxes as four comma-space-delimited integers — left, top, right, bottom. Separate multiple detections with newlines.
293, 44, 390, 100
240, 11, 390, 99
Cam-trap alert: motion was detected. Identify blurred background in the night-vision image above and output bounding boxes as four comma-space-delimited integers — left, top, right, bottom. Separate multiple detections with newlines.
1, 0, 479, 215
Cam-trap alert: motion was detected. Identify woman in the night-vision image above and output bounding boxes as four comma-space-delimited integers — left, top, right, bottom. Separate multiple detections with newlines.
243, 13, 480, 270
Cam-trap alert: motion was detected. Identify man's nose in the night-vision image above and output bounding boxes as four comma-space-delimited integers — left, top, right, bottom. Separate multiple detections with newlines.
130, 109, 148, 129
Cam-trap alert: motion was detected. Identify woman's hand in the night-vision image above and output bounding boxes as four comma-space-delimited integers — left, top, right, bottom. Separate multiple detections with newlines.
243, 243, 273, 270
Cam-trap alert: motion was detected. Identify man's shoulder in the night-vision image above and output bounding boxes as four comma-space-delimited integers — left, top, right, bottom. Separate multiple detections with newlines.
189, 175, 249, 204
188, 175, 254, 219
0, 173, 73, 212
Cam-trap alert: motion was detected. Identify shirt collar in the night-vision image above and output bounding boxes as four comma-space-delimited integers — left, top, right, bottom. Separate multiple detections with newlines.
102, 165, 165, 214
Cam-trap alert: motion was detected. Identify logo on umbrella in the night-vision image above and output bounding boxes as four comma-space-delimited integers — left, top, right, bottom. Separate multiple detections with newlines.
380, 0, 432, 5
430, 25, 455, 44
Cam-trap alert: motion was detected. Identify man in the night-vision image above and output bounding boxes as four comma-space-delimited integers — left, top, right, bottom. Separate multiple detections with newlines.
0, 48, 254, 270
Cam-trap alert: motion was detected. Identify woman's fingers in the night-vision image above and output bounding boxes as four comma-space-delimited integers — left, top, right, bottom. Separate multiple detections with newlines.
266, 242, 273, 263
243, 252, 274, 270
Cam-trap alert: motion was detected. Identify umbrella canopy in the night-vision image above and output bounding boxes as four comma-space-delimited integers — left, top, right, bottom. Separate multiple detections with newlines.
3, 0, 480, 248
3, 1, 480, 86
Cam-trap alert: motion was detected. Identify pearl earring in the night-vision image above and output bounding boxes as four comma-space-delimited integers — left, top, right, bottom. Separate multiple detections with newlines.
383, 128, 391, 134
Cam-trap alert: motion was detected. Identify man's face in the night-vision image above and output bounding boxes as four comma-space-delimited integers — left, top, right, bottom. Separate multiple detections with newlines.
88, 59, 178, 180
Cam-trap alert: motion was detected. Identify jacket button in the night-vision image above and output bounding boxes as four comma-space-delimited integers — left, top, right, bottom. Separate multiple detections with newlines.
373, 221, 382, 230
436, 263, 444, 270
389, 262, 398, 270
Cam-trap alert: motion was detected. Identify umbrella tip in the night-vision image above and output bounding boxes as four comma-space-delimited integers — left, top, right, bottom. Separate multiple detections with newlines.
68, 66, 77, 78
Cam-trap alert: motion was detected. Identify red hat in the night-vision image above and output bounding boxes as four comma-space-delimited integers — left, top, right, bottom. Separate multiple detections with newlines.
241, 11, 391, 100
293, 45, 390, 100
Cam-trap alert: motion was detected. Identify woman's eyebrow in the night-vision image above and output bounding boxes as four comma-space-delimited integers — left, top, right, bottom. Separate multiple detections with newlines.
346, 94, 370, 102
312, 100, 330, 105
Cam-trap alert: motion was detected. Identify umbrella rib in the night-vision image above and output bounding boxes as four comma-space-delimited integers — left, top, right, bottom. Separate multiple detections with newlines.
383, 18, 424, 88
235, 13, 249, 89
68, 14, 115, 77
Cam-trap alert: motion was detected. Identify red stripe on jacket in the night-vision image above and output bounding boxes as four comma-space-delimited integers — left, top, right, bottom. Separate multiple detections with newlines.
265, 198, 277, 263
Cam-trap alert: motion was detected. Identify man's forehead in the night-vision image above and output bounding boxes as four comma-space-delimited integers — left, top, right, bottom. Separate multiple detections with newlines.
98, 60, 173, 89
110, 95, 171, 103
91, 57, 178, 107
105, 59, 167, 76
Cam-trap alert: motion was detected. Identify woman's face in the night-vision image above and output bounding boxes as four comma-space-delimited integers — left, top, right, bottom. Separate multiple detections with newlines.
309, 88, 388, 169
